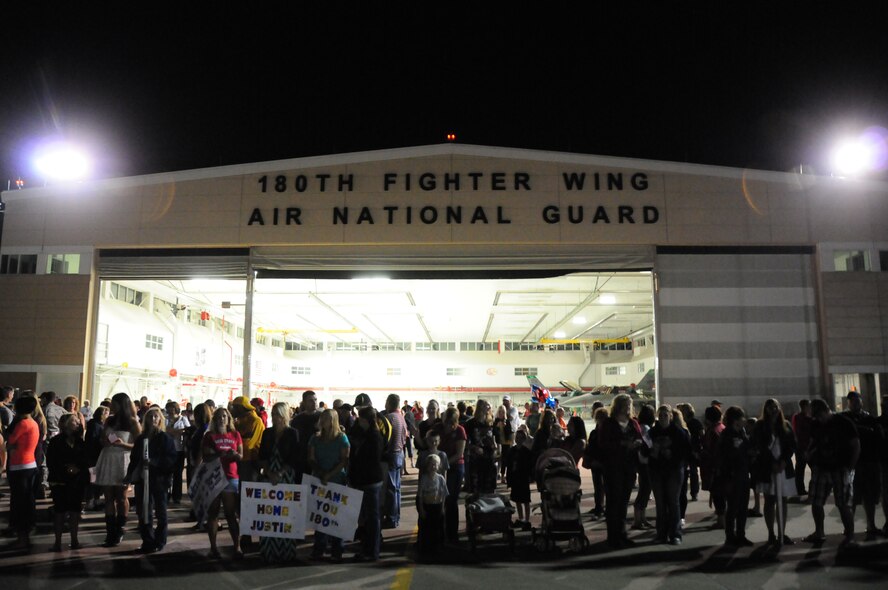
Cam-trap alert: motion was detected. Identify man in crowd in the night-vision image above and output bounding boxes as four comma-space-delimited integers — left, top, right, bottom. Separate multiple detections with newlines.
841, 390, 883, 540
289, 390, 321, 482
0, 386, 14, 434
382, 394, 407, 529
526, 400, 541, 436
792, 399, 813, 497
40, 391, 66, 439
805, 398, 859, 547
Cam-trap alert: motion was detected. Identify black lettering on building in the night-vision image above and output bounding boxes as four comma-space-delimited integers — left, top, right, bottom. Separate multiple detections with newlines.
333, 207, 348, 224
514, 172, 531, 190
316, 173, 330, 192
607, 173, 623, 191
384, 206, 398, 223
420, 206, 438, 224
542, 205, 560, 223
446, 206, 462, 224
618, 206, 635, 223
592, 206, 610, 223
419, 173, 436, 191
631, 173, 649, 191
496, 206, 512, 224
468, 172, 483, 190
286, 208, 302, 225
491, 172, 506, 191
470, 206, 489, 224
356, 207, 374, 224
444, 173, 460, 191
643, 206, 659, 223
562, 173, 585, 190
338, 174, 354, 192
248, 208, 264, 225
567, 206, 583, 224
295, 175, 308, 192
384, 173, 397, 191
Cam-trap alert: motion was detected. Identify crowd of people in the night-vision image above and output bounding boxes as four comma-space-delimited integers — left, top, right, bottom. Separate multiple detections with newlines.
1, 383, 887, 563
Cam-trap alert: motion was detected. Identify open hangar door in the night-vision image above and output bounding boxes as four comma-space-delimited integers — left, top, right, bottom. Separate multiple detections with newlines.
654, 246, 822, 416
89, 245, 657, 412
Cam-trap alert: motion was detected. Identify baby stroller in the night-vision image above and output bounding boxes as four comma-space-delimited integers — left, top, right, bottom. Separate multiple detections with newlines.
465, 493, 516, 553
531, 448, 589, 552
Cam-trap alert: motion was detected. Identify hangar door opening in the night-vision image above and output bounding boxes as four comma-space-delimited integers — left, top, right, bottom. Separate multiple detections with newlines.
91, 266, 656, 413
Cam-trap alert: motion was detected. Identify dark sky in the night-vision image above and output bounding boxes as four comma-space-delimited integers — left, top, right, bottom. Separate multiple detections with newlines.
2, 4, 887, 185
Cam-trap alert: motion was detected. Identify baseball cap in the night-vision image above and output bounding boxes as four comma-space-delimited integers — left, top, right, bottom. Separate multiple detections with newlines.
503, 395, 511, 401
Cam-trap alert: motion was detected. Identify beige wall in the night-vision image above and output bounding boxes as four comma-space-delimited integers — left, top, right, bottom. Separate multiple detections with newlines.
0, 275, 90, 365
3, 148, 886, 250
822, 271, 888, 372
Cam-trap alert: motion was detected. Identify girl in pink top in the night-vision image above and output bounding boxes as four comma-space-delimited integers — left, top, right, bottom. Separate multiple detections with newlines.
202, 407, 243, 559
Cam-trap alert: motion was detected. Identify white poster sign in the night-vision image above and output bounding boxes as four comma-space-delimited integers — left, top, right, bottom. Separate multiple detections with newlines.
240, 482, 306, 539
302, 475, 364, 541
188, 459, 228, 524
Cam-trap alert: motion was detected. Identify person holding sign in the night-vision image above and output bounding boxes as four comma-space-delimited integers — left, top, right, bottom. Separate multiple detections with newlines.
202, 408, 244, 559
308, 409, 350, 562
258, 402, 300, 563
126, 407, 177, 553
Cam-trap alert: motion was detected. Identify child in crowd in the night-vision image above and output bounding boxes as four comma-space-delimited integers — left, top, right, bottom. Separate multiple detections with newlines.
509, 428, 533, 530
417, 454, 448, 556
417, 431, 449, 477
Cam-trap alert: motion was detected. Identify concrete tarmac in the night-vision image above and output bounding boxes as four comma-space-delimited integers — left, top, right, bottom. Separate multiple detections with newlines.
1, 467, 886, 589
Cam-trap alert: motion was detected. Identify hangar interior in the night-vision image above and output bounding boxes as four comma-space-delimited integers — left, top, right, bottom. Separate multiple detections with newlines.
93, 271, 656, 410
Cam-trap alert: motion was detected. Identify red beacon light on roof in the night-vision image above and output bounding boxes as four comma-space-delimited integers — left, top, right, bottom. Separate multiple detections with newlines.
446, 133, 457, 142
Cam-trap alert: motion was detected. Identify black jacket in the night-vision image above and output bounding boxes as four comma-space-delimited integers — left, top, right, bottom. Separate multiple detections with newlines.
349, 428, 385, 487
126, 431, 178, 482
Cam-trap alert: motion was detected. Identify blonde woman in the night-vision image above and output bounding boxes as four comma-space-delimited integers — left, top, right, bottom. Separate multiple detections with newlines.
201, 407, 243, 558
308, 409, 350, 562
464, 399, 501, 494
258, 402, 299, 563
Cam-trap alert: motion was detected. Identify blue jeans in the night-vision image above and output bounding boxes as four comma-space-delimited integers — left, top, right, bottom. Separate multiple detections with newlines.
445, 463, 464, 542
358, 482, 382, 559
651, 467, 684, 541
383, 451, 403, 526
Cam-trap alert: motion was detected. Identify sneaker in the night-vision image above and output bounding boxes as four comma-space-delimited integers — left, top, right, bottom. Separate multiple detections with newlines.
669, 537, 682, 545
736, 536, 754, 547
864, 529, 880, 542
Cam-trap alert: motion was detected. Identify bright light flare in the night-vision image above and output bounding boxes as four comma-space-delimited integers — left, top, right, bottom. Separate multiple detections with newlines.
832, 127, 888, 176
33, 142, 92, 181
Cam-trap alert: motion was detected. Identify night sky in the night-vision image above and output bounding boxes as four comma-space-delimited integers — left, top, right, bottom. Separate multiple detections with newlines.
2, 4, 887, 186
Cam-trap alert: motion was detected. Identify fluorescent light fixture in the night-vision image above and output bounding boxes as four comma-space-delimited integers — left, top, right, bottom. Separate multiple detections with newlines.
553, 330, 567, 339
571, 316, 587, 325
599, 294, 616, 304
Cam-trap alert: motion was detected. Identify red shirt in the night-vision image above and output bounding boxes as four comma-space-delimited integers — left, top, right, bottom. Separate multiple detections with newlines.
9, 418, 39, 469
204, 431, 243, 480
434, 423, 467, 465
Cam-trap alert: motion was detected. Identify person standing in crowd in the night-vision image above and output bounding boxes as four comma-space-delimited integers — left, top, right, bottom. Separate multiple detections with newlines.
290, 390, 321, 482
805, 398, 859, 546
80, 400, 92, 420
632, 404, 655, 531
555, 406, 568, 430
501, 396, 520, 482
258, 402, 300, 563
382, 394, 407, 529
880, 398, 888, 537
5, 395, 41, 550
349, 406, 385, 562
457, 401, 470, 426
700, 405, 726, 529
63, 396, 87, 436
84, 405, 109, 511
752, 399, 797, 546
47, 414, 89, 551
598, 394, 643, 548
0, 386, 15, 434
127, 407, 177, 553
672, 409, 692, 526
308, 409, 350, 562
649, 404, 691, 545
416, 454, 448, 557
94, 392, 141, 547
434, 407, 467, 543
412, 401, 424, 426
792, 399, 813, 497
678, 403, 704, 503
564, 416, 587, 464
531, 409, 556, 465
841, 390, 883, 540
465, 399, 501, 494
717, 406, 754, 546
185, 403, 211, 528
402, 400, 417, 472
525, 400, 541, 436
416, 399, 441, 452
202, 407, 243, 558
582, 407, 609, 520
230, 396, 265, 484
137, 396, 150, 420
250, 397, 269, 428
509, 427, 533, 530
164, 401, 190, 504
41, 391, 66, 440
493, 405, 512, 482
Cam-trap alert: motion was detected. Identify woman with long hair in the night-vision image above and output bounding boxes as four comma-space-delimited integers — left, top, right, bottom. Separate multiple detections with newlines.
649, 405, 691, 545
632, 404, 655, 530
717, 406, 754, 546
349, 406, 385, 561
5, 395, 41, 550
308, 409, 350, 562
258, 402, 300, 563
202, 407, 243, 558
128, 407, 177, 553
93, 392, 141, 547
598, 393, 643, 548
582, 407, 610, 519
433, 407, 467, 543
752, 398, 797, 546
464, 399, 500, 494
63, 396, 87, 438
